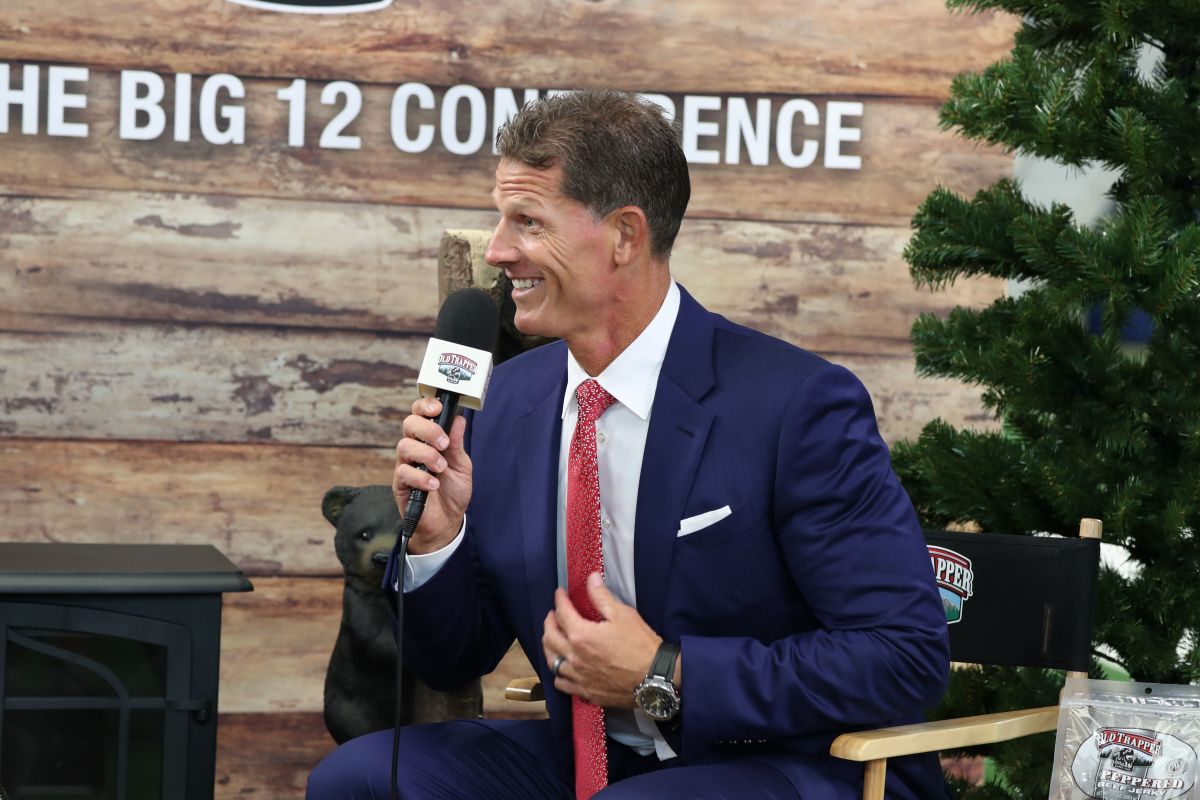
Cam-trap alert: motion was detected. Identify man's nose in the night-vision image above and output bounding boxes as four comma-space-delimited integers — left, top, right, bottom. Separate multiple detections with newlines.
484, 222, 515, 267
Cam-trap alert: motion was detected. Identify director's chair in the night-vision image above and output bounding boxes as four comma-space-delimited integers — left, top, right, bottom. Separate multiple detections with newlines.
830, 518, 1102, 799
504, 519, 1102, 799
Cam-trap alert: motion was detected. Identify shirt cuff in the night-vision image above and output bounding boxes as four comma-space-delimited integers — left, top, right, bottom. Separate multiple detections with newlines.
397, 518, 467, 593
634, 709, 679, 760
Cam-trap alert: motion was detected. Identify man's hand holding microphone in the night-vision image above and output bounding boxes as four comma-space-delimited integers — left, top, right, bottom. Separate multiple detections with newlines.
392, 288, 497, 554
393, 396, 472, 555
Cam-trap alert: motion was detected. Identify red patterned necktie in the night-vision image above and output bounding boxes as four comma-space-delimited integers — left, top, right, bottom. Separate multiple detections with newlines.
566, 378, 615, 800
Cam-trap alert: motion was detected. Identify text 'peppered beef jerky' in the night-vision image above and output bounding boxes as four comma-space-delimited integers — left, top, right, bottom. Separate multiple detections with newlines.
1051, 678, 1200, 800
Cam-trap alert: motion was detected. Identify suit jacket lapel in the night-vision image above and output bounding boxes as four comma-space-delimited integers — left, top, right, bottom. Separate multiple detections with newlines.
633, 287, 716, 634
515, 343, 568, 640
512, 288, 717, 639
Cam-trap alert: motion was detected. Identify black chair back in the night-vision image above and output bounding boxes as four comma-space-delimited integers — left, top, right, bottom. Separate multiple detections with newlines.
924, 530, 1100, 672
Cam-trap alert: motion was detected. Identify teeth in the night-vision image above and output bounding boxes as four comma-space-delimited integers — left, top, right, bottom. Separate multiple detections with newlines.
512, 278, 543, 290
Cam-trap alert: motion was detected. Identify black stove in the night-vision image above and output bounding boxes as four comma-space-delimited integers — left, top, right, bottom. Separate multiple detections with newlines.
0, 543, 251, 800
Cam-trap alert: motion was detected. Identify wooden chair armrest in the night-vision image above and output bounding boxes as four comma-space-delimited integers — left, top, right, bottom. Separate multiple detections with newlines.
505, 676, 545, 702
830, 706, 1059, 762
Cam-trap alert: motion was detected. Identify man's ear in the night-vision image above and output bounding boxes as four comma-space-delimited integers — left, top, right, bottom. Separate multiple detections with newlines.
611, 206, 650, 267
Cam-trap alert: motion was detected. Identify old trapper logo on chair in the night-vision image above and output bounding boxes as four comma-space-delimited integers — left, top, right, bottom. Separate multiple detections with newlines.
929, 545, 974, 624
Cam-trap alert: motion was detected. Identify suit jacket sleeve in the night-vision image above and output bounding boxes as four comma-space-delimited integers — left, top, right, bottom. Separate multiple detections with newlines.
393, 407, 518, 692
397, 517, 518, 691
677, 363, 949, 754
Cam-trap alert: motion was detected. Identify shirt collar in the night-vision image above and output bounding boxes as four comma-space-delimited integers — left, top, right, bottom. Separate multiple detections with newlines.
562, 281, 680, 422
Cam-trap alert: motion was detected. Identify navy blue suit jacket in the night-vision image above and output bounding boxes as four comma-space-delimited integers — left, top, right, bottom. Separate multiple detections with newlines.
389, 286, 950, 798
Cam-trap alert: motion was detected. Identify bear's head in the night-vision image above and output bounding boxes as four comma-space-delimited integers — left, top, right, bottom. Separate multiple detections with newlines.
322, 485, 399, 588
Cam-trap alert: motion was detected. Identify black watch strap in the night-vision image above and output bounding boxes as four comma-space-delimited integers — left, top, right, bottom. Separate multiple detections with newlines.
649, 641, 680, 682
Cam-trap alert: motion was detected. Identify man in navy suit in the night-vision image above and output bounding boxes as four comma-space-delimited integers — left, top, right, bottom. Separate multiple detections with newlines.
307, 90, 950, 799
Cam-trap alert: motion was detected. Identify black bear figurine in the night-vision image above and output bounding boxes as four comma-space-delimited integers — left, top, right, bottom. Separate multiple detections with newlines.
321, 484, 409, 743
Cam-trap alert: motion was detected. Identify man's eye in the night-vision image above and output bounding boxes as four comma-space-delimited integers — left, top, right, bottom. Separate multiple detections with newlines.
523, 217, 537, 228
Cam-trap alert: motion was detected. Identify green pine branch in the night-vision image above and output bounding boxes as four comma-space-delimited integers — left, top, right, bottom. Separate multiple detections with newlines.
897, 2, 1200, 796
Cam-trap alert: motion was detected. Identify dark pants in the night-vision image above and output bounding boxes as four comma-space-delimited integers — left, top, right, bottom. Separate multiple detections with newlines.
306, 719, 802, 799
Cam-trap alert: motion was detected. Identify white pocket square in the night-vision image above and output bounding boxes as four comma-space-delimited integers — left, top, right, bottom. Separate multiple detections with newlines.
677, 505, 732, 537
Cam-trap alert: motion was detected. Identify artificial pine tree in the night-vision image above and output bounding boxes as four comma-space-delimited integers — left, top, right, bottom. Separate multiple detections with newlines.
894, 1, 1200, 797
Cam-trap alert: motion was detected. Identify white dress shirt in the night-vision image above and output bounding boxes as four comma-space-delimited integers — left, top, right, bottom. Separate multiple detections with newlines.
404, 281, 682, 759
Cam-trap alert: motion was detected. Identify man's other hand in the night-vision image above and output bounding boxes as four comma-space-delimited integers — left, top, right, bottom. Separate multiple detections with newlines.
542, 573, 669, 708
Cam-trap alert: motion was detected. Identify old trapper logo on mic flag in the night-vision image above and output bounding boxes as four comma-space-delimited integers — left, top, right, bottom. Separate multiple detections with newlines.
437, 353, 478, 385
416, 338, 493, 410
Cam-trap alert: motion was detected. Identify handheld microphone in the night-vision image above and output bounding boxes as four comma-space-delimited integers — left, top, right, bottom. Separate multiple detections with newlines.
401, 288, 500, 541
389, 287, 499, 800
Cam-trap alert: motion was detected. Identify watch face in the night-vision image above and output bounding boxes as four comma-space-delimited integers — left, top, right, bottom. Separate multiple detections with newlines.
635, 680, 679, 721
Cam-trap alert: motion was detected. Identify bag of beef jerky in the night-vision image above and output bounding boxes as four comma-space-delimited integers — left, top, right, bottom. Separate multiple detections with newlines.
1050, 678, 1200, 800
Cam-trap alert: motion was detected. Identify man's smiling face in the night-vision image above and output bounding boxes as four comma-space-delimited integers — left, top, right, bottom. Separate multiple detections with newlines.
485, 159, 621, 343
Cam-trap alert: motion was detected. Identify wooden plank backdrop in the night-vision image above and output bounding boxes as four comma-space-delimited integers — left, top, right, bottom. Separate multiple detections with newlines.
0, 192, 1002, 350
0, 0, 1014, 795
1, 0, 1013, 97
0, 439, 390, 574
219, 576, 538, 716
0, 76, 1011, 226
0, 313, 989, 446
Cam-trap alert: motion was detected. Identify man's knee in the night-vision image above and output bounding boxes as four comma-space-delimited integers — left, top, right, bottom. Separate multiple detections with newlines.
596, 761, 801, 800
305, 724, 470, 799
305, 753, 348, 800
306, 728, 393, 800
305, 720, 569, 800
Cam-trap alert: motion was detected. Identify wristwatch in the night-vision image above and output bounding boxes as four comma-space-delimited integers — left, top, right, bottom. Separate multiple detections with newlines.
634, 641, 681, 721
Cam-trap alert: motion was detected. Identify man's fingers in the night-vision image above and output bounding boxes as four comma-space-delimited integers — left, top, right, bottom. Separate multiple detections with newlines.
553, 588, 589, 633
395, 438, 449, 474
412, 396, 443, 418
443, 414, 470, 468
542, 611, 570, 662
585, 572, 619, 620
395, 462, 440, 493
401, 414, 451, 452
554, 676, 585, 698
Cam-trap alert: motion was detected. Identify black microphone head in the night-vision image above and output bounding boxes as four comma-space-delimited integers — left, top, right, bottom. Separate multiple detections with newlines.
435, 288, 500, 353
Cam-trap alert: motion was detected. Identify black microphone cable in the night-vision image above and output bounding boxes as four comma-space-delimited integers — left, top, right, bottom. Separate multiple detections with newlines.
388, 288, 497, 800
390, 387, 460, 800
